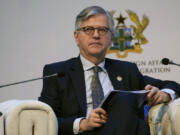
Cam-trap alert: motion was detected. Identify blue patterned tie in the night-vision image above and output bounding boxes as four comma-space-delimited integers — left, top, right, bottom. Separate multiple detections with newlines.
91, 66, 104, 108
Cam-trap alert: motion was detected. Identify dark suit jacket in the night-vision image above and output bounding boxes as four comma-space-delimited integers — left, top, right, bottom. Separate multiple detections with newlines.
39, 57, 180, 135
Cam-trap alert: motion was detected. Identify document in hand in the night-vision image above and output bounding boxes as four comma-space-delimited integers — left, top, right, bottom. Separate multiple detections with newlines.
98, 90, 150, 110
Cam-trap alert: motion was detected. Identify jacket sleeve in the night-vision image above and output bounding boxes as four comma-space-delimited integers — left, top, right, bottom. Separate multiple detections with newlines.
128, 62, 180, 96
143, 75, 180, 96
38, 65, 76, 135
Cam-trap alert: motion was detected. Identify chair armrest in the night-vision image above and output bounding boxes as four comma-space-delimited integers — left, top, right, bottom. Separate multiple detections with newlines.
161, 98, 180, 135
148, 98, 180, 135
0, 112, 4, 135
0, 100, 58, 135
148, 102, 171, 135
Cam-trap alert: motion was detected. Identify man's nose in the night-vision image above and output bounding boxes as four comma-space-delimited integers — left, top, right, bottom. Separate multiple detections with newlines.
92, 29, 100, 39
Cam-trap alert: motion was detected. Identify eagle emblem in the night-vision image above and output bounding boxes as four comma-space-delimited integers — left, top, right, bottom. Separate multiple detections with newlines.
107, 10, 149, 58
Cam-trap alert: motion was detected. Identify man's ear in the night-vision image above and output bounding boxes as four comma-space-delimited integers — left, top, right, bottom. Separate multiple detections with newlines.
74, 31, 79, 45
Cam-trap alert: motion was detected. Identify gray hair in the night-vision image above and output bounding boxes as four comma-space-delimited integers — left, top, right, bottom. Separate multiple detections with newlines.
75, 6, 114, 32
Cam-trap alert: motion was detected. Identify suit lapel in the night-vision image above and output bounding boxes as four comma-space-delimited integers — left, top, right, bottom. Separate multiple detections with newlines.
68, 57, 125, 115
105, 59, 125, 90
68, 57, 87, 115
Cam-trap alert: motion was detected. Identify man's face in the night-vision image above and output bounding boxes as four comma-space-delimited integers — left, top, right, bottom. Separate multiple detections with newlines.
74, 14, 112, 60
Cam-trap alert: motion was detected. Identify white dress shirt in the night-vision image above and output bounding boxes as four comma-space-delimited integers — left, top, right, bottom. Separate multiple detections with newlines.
73, 55, 114, 134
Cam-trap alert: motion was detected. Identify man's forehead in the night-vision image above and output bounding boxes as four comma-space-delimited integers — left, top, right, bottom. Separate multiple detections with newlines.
80, 14, 109, 26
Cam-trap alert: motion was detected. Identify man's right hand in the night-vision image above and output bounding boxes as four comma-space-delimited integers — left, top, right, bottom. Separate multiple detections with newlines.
79, 108, 108, 132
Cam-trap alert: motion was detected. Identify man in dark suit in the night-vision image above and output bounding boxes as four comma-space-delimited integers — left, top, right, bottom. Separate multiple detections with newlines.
39, 6, 180, 135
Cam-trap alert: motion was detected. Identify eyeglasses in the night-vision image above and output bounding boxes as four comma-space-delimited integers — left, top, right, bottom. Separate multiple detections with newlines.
76, 26, 110, 36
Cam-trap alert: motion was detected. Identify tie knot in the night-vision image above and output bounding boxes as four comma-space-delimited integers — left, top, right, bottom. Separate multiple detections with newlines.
92, 66, 102, 73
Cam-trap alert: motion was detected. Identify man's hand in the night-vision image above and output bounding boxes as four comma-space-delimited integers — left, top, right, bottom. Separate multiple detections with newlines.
145, 84, 171, 106
79, 108, 107, 132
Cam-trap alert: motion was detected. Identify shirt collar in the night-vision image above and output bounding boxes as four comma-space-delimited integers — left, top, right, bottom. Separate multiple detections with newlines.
80, 55, 106, 72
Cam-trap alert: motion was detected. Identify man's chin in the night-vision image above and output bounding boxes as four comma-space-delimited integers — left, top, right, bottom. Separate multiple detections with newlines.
89, 47, 104, 53
89, 52, 105, 58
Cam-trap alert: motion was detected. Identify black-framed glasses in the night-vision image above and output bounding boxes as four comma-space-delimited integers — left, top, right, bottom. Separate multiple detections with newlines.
76, 26, 110, 36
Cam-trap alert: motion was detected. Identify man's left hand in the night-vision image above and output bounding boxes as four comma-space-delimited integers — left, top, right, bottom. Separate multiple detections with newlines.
145, 84, 171, 106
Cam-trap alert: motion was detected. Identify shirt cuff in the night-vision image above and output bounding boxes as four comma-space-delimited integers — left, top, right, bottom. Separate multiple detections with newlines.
161, 88, 177, 100
73, 117, 84, 134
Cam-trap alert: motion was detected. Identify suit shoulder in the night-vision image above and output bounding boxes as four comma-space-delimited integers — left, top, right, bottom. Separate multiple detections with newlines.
106, 58, 137, 68
43, 57, 77, 72
45, 57, 76, 66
